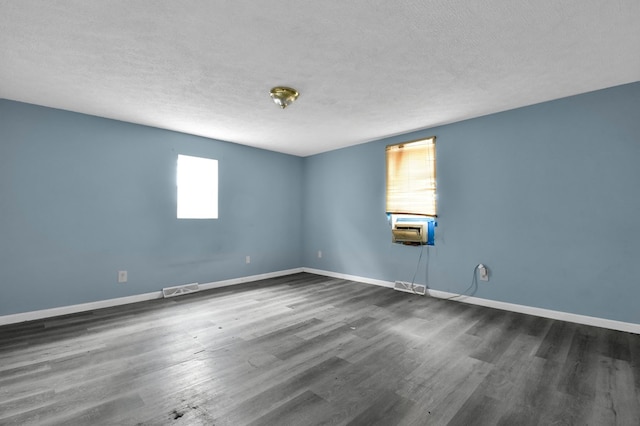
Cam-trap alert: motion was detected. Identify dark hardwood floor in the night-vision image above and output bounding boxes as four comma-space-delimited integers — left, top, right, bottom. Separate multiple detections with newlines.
1, 273, 639, 425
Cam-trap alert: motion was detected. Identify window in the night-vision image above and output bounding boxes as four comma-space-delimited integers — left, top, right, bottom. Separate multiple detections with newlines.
386, 136, 436, 217
177, 154, 218, 219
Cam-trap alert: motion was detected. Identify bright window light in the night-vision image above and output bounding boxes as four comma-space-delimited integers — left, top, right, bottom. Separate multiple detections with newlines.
386, 136, 437, 217
177, 155, 218, 219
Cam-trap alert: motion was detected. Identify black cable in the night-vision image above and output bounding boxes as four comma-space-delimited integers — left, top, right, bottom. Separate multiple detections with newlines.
409, 243, 425, 293
441, 264, 480, 300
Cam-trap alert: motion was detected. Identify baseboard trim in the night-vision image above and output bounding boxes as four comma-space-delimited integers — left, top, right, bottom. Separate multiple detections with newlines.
303, 268, 395, 289
199, 268, 304, 290
0, 291, 164, 326
303, 268, 640, 335
0, 268, 304, 326
4, 267, 637, 335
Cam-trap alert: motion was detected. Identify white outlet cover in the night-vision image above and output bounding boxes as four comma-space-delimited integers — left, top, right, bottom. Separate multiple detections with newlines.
479, 266, 489, 281
245, 256, 251, 264
118, 270, 127, 283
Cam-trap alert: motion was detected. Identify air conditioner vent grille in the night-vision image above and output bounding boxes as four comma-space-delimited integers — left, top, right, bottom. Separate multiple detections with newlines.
162, 283, 200, 298
393, 281, 426, 296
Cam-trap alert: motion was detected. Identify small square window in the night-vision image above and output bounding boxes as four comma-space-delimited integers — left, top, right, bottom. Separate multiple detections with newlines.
177, 155, 218, 219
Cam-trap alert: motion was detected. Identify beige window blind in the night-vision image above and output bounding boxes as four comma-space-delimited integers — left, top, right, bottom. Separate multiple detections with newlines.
386, 136, 437, 216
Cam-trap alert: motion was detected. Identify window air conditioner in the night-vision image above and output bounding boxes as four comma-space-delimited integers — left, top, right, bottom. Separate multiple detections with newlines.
392, 222, 427, 245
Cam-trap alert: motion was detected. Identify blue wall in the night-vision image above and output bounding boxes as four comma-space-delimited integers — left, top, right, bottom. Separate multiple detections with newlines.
0, 100, 303, 316
303, 82, 640, 324
2, 82, 639, 324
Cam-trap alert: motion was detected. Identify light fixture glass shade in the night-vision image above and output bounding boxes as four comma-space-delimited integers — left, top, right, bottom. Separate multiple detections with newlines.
270, 87, 299, 109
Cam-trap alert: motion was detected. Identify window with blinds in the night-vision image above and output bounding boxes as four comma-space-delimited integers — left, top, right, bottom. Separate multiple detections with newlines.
386, 136, 437, 217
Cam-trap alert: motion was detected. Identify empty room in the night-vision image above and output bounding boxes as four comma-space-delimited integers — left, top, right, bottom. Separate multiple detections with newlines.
1, 1, 639, 425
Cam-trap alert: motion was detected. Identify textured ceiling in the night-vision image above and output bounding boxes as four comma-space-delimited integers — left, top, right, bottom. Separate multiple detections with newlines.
1, 1, 639, 156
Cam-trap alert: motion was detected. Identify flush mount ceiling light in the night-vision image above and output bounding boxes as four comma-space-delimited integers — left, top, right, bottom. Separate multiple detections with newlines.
270, 86, 299, 109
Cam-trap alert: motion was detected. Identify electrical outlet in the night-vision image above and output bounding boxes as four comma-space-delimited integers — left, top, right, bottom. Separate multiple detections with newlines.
478, 264, 489, 281
245, 255, 251, 264
318, 250, 322, 259
118, 270, 127, 283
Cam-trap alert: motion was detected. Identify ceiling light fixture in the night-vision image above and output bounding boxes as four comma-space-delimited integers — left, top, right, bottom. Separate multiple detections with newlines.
270, 86, 299, 109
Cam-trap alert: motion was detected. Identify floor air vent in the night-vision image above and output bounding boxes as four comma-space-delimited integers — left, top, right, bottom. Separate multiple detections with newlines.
394, 281, 426, 296
162, 283, 200, 298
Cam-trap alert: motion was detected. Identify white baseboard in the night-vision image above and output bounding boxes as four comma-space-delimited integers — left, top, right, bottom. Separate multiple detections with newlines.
303, 268, 640, 335
0, 268, 304, 326
199, 268, 303, 290
303, 268, 395, 289
4, 267, 638, 335
0, 291, 164, 326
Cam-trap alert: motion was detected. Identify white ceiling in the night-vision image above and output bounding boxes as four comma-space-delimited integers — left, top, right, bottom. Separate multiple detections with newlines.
1, 1, 639, 157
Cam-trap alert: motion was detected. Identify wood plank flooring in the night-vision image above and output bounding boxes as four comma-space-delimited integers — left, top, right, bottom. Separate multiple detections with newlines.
1, 272, 639, 425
